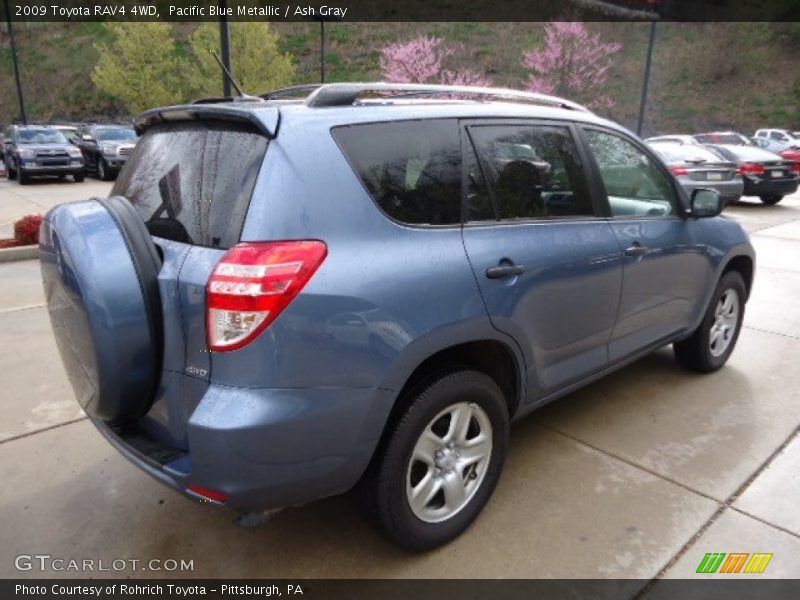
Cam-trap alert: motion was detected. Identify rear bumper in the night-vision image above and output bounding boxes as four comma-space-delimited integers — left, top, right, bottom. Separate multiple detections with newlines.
742, 176, 799, 197
93, 381, 395, 512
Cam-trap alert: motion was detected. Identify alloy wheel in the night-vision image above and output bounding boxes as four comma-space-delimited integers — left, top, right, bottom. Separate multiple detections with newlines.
709, 288, 739, 357
405, 401, 493, 523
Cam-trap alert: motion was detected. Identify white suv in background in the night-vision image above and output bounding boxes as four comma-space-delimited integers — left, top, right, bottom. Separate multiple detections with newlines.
754, 128, 800, 152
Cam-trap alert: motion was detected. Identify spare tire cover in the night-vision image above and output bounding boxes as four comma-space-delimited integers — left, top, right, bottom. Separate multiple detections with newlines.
39, 196, 162, 424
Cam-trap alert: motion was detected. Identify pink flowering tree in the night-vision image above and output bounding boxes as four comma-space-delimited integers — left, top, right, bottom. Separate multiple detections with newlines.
522, 22, 622, 110
380, 35, 492, 87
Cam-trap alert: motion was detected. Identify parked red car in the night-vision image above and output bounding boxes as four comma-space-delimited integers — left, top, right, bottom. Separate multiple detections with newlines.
778, 147, 800, 163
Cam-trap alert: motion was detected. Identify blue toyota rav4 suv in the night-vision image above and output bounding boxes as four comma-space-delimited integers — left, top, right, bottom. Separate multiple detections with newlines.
40, 83, 755, 550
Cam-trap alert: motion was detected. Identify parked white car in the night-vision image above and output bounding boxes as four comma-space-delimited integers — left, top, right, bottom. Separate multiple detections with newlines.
754, 129, 800, 152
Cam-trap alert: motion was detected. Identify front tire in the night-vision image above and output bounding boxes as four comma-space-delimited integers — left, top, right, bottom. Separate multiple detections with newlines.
7, 160, 17, 180
759, 194, 783, 205
674, 271, 746, 373
97, 158, 110, 181
361, 369, 509, 550
18, 170, 30, 185
73, 172, 85, 183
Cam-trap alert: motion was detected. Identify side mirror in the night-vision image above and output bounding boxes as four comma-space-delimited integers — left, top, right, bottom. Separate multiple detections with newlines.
691, 188, 722, 218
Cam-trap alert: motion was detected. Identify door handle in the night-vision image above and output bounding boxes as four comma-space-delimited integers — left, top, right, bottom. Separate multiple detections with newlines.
486, 264, 527, 279
624, 243, 649, 257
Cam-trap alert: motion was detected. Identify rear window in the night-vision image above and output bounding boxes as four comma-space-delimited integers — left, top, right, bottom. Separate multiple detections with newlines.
694, 133, 748, 145
332, 119, 462, 226
112, 120, 267, 248
654, 145, 725, 163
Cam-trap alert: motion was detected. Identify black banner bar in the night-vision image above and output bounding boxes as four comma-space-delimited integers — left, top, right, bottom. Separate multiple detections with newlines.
5, 580, 800, 600
4, 0, 800, 23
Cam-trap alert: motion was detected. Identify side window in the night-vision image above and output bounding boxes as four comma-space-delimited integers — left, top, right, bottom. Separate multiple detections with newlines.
332, 119, 462, 226
585, 129, 678, 218
467, 124, 594, 220
770, 131, 783, 141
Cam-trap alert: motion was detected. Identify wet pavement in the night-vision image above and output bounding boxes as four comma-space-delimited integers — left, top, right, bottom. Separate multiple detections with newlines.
0, 179, 798, 581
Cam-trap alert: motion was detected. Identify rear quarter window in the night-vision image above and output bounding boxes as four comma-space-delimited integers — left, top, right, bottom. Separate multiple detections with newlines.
112, 120, 267, 249
332, 119, 462, 226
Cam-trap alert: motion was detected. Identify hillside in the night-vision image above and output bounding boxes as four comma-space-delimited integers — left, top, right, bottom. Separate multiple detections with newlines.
1, 22, 798, 136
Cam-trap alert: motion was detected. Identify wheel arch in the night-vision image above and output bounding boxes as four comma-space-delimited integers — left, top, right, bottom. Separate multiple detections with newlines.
721, 253, 754, 300
370, 333, 525, 470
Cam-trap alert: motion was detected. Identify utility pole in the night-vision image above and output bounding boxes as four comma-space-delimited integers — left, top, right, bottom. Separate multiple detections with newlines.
636, 21, 657, 137
3, 0, 27, 124
218, 0, 233, 96
319, 20, 325, 83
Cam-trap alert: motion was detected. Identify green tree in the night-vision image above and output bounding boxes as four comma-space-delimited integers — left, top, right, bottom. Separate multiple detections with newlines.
189, 21, 295, 97
92, 23, 185, 114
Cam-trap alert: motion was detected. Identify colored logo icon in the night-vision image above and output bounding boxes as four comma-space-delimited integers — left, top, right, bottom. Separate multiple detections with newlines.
696, 552, 773, 574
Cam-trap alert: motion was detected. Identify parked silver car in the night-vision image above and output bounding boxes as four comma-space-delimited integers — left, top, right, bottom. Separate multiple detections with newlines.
649, 142, 743, 206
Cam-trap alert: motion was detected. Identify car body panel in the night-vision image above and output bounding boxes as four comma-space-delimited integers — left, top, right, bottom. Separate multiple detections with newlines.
606, 217, 717, 360
463, 219, 622, 395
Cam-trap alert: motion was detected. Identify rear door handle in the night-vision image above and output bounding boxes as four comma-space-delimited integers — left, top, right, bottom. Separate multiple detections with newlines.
486, 264, 527, 279
624, 243, 649, 257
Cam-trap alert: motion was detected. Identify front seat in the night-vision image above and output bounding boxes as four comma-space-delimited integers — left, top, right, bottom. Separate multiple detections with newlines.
495, 160, 545, 218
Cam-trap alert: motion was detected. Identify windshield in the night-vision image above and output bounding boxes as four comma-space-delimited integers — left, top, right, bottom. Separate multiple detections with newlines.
18, 129, 67, 144
94, 127, 137, 142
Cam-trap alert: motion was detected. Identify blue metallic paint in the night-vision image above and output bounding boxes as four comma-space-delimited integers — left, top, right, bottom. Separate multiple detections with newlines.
43, 100, 755, 512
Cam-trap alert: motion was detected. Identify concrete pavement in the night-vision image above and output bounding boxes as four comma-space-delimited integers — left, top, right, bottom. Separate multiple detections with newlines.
0, 179, 798, 582
0, 178, 111, 239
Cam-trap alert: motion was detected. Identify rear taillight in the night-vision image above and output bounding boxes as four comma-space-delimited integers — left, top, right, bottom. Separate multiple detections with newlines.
791, 163, 800, 174
670, 166, 689, 176
206, 241, 327, 352
739, 163, 765, 175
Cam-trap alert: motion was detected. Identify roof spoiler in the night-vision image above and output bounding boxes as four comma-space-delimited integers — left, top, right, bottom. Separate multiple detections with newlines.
134, 104, 280, 138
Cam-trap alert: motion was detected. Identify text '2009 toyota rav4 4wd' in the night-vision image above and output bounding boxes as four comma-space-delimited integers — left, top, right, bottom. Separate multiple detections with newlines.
40, 83, 755, 550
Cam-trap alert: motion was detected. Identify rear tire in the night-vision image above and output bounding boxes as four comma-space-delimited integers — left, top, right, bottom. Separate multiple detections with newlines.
674, 271, 746, 373
360, 369, 509, 550
759, 194, 783, 205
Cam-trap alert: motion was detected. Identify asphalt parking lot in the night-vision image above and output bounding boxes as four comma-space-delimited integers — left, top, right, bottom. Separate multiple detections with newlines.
1, 178, 799, 583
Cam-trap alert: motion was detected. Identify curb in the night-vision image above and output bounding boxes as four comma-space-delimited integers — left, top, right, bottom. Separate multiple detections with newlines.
0, 244, 39, 263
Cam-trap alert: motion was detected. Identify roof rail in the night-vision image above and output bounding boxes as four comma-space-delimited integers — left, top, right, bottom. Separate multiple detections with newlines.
260, 84, 324, 100
304, 82, 591, 112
